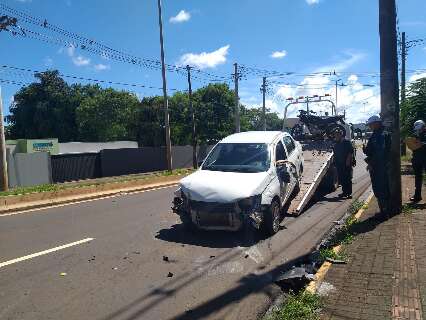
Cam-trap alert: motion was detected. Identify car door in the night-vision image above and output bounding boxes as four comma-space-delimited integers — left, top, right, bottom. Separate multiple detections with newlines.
274, 140, 289, 206
283, 135, 299, 197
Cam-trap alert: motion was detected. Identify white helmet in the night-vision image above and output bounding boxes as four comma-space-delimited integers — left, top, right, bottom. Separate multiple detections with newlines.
414, 120, 425, 131
366, 115, 382, 125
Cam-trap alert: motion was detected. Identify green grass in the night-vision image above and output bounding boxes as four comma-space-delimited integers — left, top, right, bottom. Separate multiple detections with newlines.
402, 203, 416, 215
0, 168, 193, 197
266, 291, 321, 320
320, 247, 348, 262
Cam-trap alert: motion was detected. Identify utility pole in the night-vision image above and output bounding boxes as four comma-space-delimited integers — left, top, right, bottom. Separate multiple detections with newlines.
379, 0, 401, 214
157, 0, 172, 171
335, 81, 338, 115
305, 96, 310, 113
186, 65, 197, 168
233, 63, 240, 133
400, 31, 407, 156
0, 86, 8, 191
261, 77, 267, 131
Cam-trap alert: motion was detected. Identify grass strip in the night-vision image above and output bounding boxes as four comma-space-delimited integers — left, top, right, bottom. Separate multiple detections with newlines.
265, 291, 321, 320
0, 168, 193, 197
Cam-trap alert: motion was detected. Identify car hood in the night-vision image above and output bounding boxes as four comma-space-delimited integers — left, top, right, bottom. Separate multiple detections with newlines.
180, 169, 273, 203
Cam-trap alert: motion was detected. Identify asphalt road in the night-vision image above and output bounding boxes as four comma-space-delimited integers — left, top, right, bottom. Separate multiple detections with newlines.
0, 155, 371, 320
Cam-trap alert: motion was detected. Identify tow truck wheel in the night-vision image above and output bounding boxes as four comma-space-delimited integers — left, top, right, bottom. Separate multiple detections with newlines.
263, 200, 281, 236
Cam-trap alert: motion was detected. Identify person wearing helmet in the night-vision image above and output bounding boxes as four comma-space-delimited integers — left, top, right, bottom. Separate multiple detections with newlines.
363, 115, 392, 217
332, 127, 355, 198
409, 120, 426, 202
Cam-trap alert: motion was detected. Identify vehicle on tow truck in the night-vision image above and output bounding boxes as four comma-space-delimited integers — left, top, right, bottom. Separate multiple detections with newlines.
172, 131, 303, 236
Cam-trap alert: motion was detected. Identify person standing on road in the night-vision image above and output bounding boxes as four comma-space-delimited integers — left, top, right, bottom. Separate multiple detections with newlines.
363, 115, 392, 217
332, 128, 354, 199
408, 120, 426, 202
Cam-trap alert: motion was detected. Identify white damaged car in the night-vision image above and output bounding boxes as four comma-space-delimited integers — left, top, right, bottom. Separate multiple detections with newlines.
172, 131, 303, 236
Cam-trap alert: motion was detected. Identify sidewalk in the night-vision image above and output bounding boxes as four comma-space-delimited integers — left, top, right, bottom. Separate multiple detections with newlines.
320, 174, 426, 320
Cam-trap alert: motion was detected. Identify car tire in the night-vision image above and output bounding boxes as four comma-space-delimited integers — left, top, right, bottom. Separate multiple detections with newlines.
180, 212, 197, 232
263, 199, 281, 236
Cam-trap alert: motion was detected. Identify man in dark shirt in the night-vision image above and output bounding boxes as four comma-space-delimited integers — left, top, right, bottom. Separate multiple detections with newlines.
410, 120, 426, 202
363, 115, 392, 216
332, 128, 354, 198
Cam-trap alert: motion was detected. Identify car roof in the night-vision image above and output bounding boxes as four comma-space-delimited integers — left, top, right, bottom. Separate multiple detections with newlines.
219, 131, 288, 144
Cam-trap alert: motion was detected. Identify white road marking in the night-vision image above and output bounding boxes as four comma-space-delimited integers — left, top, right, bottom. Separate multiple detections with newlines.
0, 238, 95, 268
0, 184, 178, 217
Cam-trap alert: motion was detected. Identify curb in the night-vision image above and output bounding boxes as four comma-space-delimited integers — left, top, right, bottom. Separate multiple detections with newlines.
0, 176, 183, 215
305, 192, 374, 294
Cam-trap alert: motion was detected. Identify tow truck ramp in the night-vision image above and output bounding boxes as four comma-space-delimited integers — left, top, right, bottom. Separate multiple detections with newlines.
287, 140, 335, 216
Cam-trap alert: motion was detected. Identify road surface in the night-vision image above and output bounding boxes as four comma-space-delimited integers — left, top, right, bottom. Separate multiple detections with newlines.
0, 155, 371, 320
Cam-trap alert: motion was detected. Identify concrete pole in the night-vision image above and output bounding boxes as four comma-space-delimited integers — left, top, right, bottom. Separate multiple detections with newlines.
379, 0, 402, 214
157, 0, 172, 171
262, 77, 266, 131
0, 86, 8, 191
400, 32, 407, 156
234, 63, 240, 133
186, 65, 197, 168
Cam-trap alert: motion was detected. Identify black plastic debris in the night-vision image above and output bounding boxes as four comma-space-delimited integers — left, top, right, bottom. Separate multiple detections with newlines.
167, 272, 173, 278
325, 257, 346, 264
163, 256, 169, 262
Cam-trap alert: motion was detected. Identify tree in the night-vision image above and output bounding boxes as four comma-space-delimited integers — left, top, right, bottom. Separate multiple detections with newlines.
76, 87, 139, 142
401, 78, 426, 137
6, 71, 79, 142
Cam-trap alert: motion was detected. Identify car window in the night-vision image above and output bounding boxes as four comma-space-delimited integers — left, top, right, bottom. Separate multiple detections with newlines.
283, 136, 296, 155
202, 143, 271, 173
275, 141, 287, 161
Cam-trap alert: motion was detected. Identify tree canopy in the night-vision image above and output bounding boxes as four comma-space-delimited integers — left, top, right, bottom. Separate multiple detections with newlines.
401, 78, 426, 137
6, 70, 284, 145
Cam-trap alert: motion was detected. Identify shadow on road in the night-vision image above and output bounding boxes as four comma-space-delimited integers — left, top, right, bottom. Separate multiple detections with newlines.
99, 251, 313, 320
155, 223, 266, 249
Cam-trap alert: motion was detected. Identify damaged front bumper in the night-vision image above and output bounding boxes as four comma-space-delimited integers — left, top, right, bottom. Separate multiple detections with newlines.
172, 191, 265, 231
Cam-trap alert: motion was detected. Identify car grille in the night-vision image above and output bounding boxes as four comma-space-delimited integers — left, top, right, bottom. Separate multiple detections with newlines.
189, 201, 236, 227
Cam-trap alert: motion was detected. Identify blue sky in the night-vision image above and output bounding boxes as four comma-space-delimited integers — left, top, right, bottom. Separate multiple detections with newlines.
1, 0, 426, 123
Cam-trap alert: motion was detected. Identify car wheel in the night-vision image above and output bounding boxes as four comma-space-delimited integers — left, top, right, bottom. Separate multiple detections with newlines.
263, 200, 281, 236
180, 212, 196, 232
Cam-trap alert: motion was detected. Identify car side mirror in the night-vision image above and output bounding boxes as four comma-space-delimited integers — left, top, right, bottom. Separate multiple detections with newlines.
279, 168, 291, 183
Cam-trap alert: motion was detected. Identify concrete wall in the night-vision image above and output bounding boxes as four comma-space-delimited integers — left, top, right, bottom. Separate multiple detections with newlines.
59, 141, 138, 154
7, 152, 52, 188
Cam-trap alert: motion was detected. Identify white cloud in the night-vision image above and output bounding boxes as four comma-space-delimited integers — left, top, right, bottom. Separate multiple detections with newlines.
94, 63, 110, 71
348, 74, 358, 82
306, 0, 320, 5
65, 45, 91, 67
270, 50, 287, 59
170, 10, 191, 24
72, 55, 90, 66
178, 45, 230, 69
409, 72, 426, 82
44, 57, 53, 67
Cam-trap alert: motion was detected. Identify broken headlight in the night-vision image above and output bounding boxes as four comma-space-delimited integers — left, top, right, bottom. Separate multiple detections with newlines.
238, 194, 262, 213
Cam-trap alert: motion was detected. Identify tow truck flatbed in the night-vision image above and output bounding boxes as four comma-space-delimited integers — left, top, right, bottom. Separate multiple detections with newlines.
287, 140, 335, 216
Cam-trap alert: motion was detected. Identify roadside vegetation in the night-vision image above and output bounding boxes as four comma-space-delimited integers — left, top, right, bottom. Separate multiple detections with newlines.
265, 291, 321, 320
0, 168, 193, 197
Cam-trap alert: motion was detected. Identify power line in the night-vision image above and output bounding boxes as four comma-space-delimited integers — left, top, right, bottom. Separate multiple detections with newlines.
0, 64, 185, 91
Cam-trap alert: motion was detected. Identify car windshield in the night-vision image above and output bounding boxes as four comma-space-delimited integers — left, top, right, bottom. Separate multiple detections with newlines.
202, 143, 270, 173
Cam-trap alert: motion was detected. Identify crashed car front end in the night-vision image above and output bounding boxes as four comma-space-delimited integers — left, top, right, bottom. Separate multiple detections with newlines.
172, 188, 265, 231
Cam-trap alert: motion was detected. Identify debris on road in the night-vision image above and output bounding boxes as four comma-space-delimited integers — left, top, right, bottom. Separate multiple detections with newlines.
60, 272, 67, 276
163, 255, 169, 262
167, 272, 173, 278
